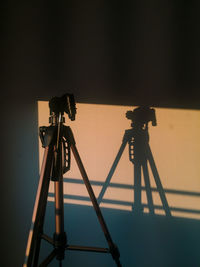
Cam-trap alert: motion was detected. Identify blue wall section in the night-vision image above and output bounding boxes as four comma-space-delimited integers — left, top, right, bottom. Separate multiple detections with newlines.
38, 204, 200, 267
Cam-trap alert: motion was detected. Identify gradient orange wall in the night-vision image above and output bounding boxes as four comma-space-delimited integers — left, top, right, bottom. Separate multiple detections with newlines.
38, 102, 200, 219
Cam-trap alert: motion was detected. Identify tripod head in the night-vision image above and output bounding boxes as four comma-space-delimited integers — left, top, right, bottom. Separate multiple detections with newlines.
39, 93, 76, 178
49, 93, 76, 124
126, 106, 157, 129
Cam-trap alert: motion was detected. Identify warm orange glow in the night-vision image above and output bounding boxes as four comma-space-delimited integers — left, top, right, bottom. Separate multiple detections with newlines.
38, 102, 200, 219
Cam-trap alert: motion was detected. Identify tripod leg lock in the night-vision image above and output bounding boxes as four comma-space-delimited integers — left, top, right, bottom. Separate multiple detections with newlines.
39, 126, 57, 148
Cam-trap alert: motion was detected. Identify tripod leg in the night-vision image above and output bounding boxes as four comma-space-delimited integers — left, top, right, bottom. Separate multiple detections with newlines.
133, 161, 143, 213
53, 177, 67, 262
98, 139, 128, 203
24, 146, 54, 267
146, 143, 171, 217
142, 160, 155, 215
54, 179, 65, 241
70, 143, 121, 266
39, 249, 57, 267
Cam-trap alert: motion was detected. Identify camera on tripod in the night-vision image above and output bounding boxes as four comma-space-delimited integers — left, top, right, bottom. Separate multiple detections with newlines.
49, 93, 76, 121
24, 93, 122, 267
126, 106, 157, 127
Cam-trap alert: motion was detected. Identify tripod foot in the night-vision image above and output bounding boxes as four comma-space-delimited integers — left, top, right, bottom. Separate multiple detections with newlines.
132, 204, 144, 215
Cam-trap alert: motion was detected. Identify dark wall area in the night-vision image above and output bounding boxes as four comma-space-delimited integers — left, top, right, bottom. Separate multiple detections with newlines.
1, 1, 200, 266
2, 0, 200, 107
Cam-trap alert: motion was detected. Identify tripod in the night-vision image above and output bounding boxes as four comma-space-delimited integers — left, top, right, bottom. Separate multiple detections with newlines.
23, 95, 121, 267
98, 106, 171, 217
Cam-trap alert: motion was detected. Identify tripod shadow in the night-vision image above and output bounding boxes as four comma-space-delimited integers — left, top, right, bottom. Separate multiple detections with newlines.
42, 105, 200, 266
97, 106, 171, 217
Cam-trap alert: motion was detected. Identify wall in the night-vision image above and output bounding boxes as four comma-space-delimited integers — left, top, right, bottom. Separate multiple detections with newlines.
1, 1, 200, 266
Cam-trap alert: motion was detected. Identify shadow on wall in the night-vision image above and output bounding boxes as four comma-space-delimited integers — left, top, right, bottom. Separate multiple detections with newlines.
32, 102, 200, 267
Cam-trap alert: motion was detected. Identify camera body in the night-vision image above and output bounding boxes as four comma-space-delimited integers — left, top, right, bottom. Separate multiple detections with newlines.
126, 106, 157, 127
